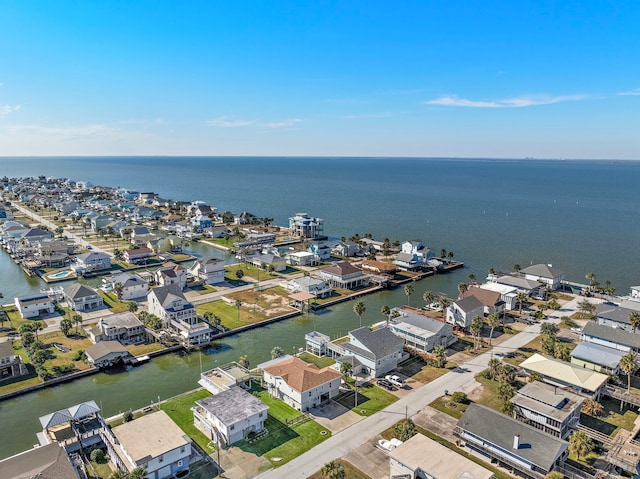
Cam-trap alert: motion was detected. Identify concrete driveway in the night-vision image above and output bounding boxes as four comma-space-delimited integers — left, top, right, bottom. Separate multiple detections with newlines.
343, 436, 390, 479
308, 400, 363, 434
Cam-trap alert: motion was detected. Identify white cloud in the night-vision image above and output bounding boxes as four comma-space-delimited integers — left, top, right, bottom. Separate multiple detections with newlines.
205, 116, 256, 127
618, 88, 640, 96
344, 112, 395, 120
0, 104, 21, 117
425, 94, 587, 108
0, 82, 4, 87
9, 123, 120, 140
264, 118, 303, 128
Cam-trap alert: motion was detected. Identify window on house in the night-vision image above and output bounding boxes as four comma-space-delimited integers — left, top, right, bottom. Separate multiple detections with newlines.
230, 425, 235, 430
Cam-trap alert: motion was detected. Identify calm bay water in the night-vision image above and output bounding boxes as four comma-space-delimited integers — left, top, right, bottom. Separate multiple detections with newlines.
1, 156, 639, 458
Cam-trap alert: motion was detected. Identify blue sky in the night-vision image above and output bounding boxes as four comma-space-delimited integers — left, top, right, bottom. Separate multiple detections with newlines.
1, 0, 639, 159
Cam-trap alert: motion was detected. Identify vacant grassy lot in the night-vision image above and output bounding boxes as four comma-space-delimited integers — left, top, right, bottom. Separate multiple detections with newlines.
580, 397, 638, 435
225, 263, 279, 282
98, 291, 131, 313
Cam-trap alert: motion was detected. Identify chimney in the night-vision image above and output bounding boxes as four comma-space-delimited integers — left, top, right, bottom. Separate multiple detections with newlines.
513, 434, 520, 450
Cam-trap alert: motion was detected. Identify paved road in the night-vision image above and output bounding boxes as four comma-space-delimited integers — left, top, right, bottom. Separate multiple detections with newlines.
255, 295, 599, 479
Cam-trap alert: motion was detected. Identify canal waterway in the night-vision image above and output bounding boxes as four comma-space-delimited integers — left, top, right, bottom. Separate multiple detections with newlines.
0, 260, 465, 459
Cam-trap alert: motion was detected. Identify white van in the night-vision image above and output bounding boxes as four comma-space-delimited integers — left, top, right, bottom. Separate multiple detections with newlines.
385, 375, 405, 387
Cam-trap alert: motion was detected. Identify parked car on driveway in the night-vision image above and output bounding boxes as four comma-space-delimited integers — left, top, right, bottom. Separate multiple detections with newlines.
385, 375, 406, 388
377, 379, 396, 391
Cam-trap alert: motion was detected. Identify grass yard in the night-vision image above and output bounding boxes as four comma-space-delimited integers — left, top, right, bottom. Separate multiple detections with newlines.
87, 460, 114, 479
298, 352, 336, 369
225, 263, 279, 282
98, 291, 131, 313
334, 381, 398, 416
307, 460, 371, 479
236, 390, 331, 466
429, 396, 469, 420
126, 342, 166, 356
161, 389, 213, 452
39, 330, 94, 371
580, 397, 638, 435
409, 360, 459, 384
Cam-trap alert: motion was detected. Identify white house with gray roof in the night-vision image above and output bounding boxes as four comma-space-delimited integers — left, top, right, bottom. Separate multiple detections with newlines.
192, 387, 268, 446
512, 381, 583, 439
189, 257, 225, 285
338, 326, 404, 378
456, 403, 569, 479
389, 309, 456, 352
582, 321, 640, 354
595, 303, 639, 331
105, 272, 149, 300
521, 264, 566, 290
64, 284, 104, 311
286, 276, 333, 298
72, 251, 112, 272
494, 275, 544, 297
148, 285, 211, 347
14, 294, 55, 319
446, 295, 484, 330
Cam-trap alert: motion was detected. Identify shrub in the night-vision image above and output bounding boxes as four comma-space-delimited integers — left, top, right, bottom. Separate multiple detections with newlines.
90, 448, 106, 463
450, 391, 469, 404
123, 410, 134, 423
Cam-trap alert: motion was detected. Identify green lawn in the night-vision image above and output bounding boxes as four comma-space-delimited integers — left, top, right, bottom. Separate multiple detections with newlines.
87, 460, 114, 479
334, 381, 398, 416
298, 352, 336, 368
225, 263, 279, 281
196, 300, 252, 330
429, 396, 468, 419
236, 390, 331, 466
580, 397, 638, 435
161, 389, 213, 452
307, 460, 371, 479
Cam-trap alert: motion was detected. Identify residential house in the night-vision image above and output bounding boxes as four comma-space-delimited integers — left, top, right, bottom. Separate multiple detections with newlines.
479, 282, 519, 311
251, 253, 286, 272
189, 257, 225, 285
594, 303, 639, 331
89, 214, 113, 233
130, 226, 154, 246
393, 240, 435, 270
286, 276, 333, 298
631, 286, 640, 302
0, 443, 78, 479
582, 321, 640, 354
289, 213, 324, 238
519, 353, 609, 399
147, 285, 211, 346
462, 286, 505, 316
570, 342, 625, 374
389, 309, 456, 352
511, 381, 583, 438
14, 294, 55, 319
360, 259, 398, 275
455, 403, 569, 479
88, 312, 146, 345
85, 341, 132, 368
154, 262, 187, 290
494, 275, 544, 299
0, 341, 29, 382
288, 251, 317, 266
338, 326, 404, 378
198, 363, 252, 395
203, 225, 231, 239
446, 295, 485, 330
389, 433, 494, 479
123, 247, 153, 265
318, 261, 369, 289
520, 264, 566, 291
309, 241, 331, 261
190, 214, 212, 231
64, 284, 104, 311
260, 355, 342, 412
72, 251, 112, 272
192, 388, 268, 446
19, 227, 55, 244
106, 410, 191, 479
105, 272, 149, 300
332, 241, 362, 258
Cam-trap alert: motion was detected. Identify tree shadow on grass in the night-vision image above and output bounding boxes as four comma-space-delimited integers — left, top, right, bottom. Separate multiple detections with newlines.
234, 416, 299, 457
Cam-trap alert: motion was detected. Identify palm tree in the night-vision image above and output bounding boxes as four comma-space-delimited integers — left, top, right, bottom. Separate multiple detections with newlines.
467, 273, 476, 284
394, 418, 417, 441
513, 264, 521, 273
620, 353, 637, 393
630, 311, 640, 333
404, 284, 414, 306
239, 355, 250, 368
540, 322, 559, 339
73, 314, 83, 336
381, 305, 390, 326
433, 345, 447, 368
60, 318, 73, 336
321, 461, 345, 479
353, 301, 366, 328
569, 430, 594, 460
113, 282, 124, 300
423, 290, 434, 309
581, 399, 604, 417
486, 313, 501, 346
438, 296, 450, 317
457, 282, 468, 298
585, 272, 596, 292
128, 468, 147, 479
577, 299, 596, 318
108, 470, 128, 479
487, 358, 501, 380
440, 249, 447, 259
271, 346, 284, 359
470, 316, 483, 352
235, 299, 242, 323
515, 292, 528, 314
32, 320, 43, 340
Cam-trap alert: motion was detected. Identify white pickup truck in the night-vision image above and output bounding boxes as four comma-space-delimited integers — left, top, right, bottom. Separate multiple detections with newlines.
385, 375, 405, 387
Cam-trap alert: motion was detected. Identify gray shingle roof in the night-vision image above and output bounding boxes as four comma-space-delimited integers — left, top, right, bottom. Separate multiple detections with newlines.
521, 264, 565, 279
347, 327, 403, 359
457, 403, 568, 471
149, 284, 187, 307
197, 388, 268, 427
595, 304, 637, 325
582, 321, 640, 349
64, 283, 98, 299
454, 295, 484, 313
